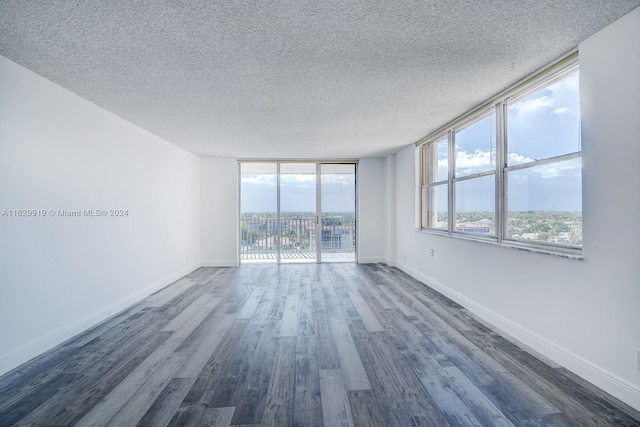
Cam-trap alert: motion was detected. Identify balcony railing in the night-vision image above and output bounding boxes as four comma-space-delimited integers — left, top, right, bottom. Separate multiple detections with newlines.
241, 217, 355, 261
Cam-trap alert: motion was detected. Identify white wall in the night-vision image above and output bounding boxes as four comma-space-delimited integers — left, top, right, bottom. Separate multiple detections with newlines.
357, 159, 386, 263
0, 56, 201, 376
384, 154, 397, 265
200, 157, 239, 266
393, 7, 640, 410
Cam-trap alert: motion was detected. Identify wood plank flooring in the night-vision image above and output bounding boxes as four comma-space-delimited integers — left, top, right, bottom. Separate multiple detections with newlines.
1, 263, 639, 426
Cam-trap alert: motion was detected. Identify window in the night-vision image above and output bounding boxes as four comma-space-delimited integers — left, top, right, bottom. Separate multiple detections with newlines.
421, 136, 448, 230
453, 111, 496, 237
418, 55, 581, 254
505, 70, 582, 247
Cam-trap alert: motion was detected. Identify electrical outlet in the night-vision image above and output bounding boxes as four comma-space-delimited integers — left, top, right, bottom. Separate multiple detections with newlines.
637, 349, 640, 370
404, 253, 407, 261
186, 256, 190, 264
430, 248, 434, 257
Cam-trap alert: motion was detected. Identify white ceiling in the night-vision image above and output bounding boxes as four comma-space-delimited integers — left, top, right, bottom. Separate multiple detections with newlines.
1, 1, 638, 159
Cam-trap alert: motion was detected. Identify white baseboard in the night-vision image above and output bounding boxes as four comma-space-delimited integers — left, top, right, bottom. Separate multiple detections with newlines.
0, 263, 200, 377
358, 256, 386, 264
395, 261, 640, 411
383, 257, 396, 267
201, 259, 238, 267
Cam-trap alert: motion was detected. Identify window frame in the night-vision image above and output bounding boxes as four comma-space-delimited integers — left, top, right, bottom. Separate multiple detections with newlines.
451, 108, 497, 240
417, 55, 582, 257
420, 134, 449, 231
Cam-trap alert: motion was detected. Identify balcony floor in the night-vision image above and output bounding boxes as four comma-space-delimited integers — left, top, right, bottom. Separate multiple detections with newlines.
241, 251, 355, 263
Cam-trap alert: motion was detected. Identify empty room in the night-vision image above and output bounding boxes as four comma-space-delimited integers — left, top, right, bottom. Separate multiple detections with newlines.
1, 1, 639, 426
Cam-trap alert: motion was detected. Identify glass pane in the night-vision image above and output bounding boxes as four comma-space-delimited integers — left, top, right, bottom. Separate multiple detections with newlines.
422, 144, 429, 186
507, 69, 580, 166
321, 164, 356, 262
240, 162, 277, 263
455, 112, 496, 177
280, 163, 317, 263
506, 158, 582, 246
422, 183, 448, 230
436, 137, 448, 182
454, 175, 495, 236
423, 137, 448, 185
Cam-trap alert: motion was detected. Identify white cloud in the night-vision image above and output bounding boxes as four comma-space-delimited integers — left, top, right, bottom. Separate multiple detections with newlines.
550, 71, 579, 92
507, 152, 534, 165
242, 173, 353, 185
437, 159, 448, 178
453, 150, 579, 180
508, 157, 581, 179
532, 160, 581, 179
510, 71, 579, 118
241, 174, 276, 185
512, 95, 556, 116
280, 174, 315, 184
455, 149, 495, 176
321, 174, 355, 185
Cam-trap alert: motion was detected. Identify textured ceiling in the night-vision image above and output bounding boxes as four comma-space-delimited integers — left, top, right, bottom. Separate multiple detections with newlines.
1, 1, 638, 159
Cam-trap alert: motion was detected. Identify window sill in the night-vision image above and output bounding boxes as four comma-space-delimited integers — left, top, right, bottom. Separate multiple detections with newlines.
416, 228, 583, 260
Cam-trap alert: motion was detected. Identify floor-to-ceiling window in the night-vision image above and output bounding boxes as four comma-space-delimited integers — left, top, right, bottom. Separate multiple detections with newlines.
240, 163, 278, 263
279, 163, 318, 263
240, 161, 356, 264
320, 163, 356, 262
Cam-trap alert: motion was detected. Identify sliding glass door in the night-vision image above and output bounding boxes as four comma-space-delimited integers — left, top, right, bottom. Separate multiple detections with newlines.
240, 163, 278, 262
320, 164, 356, 262
279, 163, 317, 263
240, 161, 356, 264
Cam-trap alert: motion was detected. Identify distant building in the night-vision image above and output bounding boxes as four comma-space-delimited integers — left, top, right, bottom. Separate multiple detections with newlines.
455, 222, 495, 235
243, 217, 356, 253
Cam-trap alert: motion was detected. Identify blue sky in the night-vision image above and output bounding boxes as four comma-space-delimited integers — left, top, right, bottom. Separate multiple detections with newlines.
241, 173, 355, 212
440, 69, 582, 212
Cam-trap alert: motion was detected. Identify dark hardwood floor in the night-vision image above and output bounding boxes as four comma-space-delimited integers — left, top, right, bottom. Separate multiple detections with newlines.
1, 263, 639, 426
